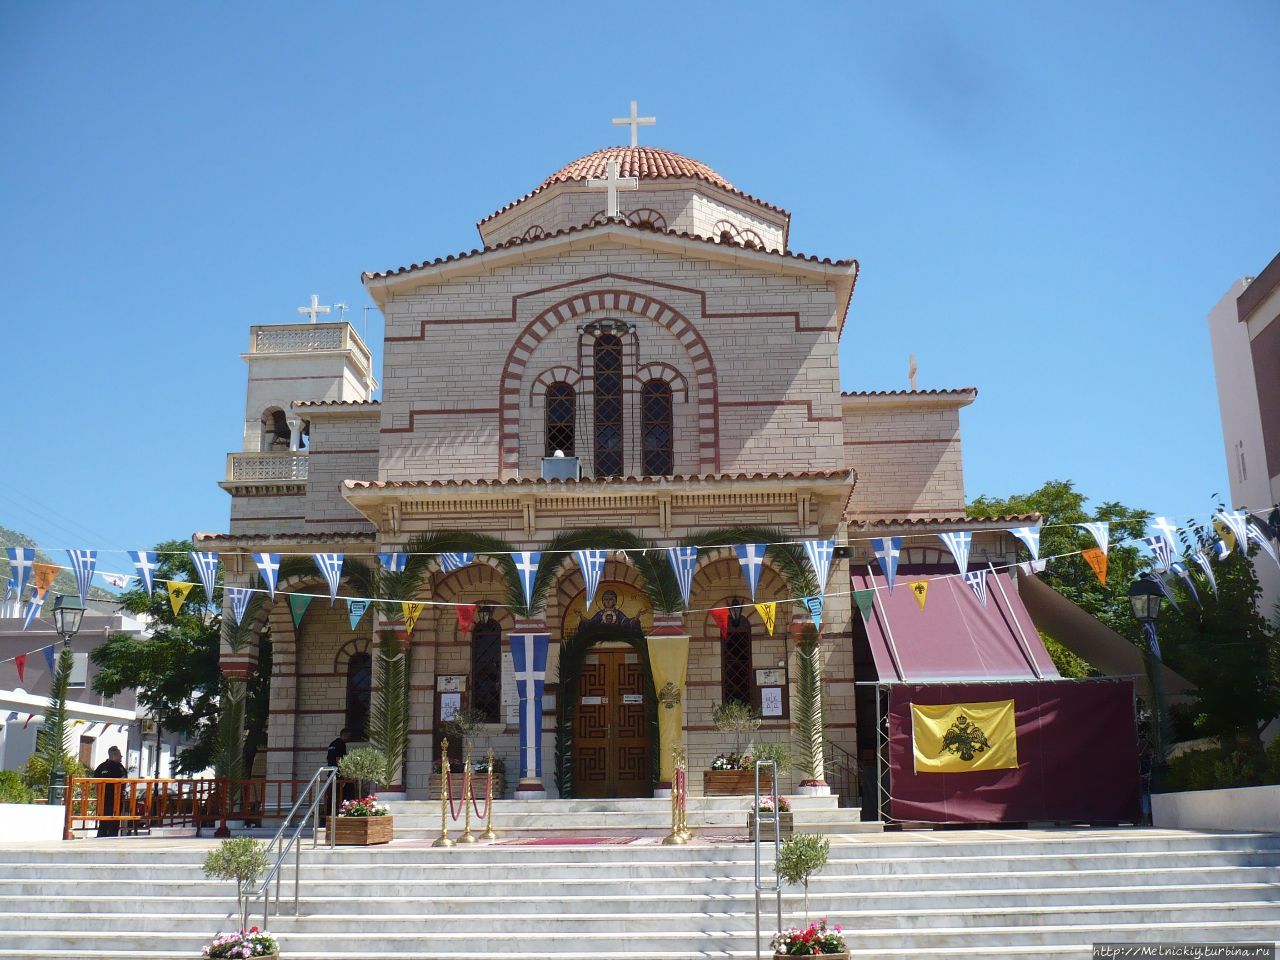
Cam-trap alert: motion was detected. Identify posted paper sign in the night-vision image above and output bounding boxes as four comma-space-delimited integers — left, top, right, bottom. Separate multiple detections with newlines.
761, 687, 784, 717
439, 692, 462, 722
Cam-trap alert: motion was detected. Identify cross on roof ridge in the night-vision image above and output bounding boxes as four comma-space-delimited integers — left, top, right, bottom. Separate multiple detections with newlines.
612, 100, 656, 148
585, 159, 639, 218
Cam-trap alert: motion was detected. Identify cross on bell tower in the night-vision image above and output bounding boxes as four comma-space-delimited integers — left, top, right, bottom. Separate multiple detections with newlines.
297, 294, 331, 324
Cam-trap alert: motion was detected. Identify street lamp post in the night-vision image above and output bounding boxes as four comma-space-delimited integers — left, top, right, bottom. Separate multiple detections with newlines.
47, 595, 86, 805
1128, 574, 1169, 794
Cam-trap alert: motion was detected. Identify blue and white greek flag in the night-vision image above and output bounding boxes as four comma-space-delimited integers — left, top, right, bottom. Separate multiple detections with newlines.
1169, 561, 1201, 607
5, 548, 35, 599
253, 553, 281, 597
129, 550, 159, 596
23, 592, 46, 631
347, 598, 369, 630
1248, 523, 1280, 569
574, 550, 609, 609
803, 539, 835, 591
1149, 517, 1181, 557
964, 569, 988, 606
313, 553, 344, 604
438, 552, 475, 574
65, 549, 97, 604
666, 547, 698, 608
939, 530, 972, 573
803, 595, 824, 630
513, 551, 541, 610
1217, 510, 1250, 552
1153, 572, 1182, 613
1212, 538, 1231, 561
733, 544, 767, 600
1192, 549, 1218, 597
1079, 522, 1111, 554
1140, 536, 1173, 572
190, 552, 220, 603
1008, 525, 1041, 561
872, 536, 903, 593
226, 586, 252, 626
377, 552, 407, 574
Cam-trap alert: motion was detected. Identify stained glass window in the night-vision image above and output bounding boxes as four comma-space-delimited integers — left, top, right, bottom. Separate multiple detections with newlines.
545, 382, 576, 457
345, 652, 372, 740
593, 334, 624, 477
641, 380, 673, 475
471, 610, 502, 723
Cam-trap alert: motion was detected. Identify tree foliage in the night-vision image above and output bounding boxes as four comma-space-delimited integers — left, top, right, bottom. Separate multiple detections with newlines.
36, 646, 75, 776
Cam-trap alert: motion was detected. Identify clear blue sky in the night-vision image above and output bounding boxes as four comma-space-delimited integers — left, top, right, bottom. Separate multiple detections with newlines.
2, 1, 1277, 564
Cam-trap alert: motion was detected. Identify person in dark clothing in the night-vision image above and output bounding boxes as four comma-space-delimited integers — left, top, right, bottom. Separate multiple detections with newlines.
326, 727, 355, 802
93, 746, 127, 837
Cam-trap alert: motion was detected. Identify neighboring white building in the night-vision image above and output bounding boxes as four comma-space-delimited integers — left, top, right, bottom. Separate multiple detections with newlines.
1208, 250, 1280, 623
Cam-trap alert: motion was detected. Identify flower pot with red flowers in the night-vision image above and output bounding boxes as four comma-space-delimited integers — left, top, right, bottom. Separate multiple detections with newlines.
770, 918, 848, 958
333, 795, 393, 845
201, 927, 280, 959
748, 795, 793, 840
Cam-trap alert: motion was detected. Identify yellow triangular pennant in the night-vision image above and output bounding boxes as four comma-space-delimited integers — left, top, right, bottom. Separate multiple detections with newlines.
401, 601, 425, 634
1213, 518, 1237, 553
166, 581, 195, 616
909, 580, 928, 611
32, 562, 60, 593
754, 601, 777, 636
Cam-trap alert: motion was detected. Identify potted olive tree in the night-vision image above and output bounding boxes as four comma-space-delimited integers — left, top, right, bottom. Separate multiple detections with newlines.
201, 837, 279, 959
705, 701, 767, 796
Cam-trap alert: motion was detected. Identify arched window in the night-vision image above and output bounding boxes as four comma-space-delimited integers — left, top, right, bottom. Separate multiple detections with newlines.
593, 334, 624, 477
344, 652, 372, 740
721, 606, 753, 706
261, 408, 290, 452
471, 605, 502, 723
641, 380, 673, 475
545, 382, 576, 457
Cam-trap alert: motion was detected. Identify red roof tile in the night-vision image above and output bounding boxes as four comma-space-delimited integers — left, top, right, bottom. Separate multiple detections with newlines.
478, 146, 790, 226
192, 531, 376, 544
841, 388, 978, 398
847, 514, 1041, 528
345, 469, 853, 492
363, 219, 855, 283
292, 399, 381, 409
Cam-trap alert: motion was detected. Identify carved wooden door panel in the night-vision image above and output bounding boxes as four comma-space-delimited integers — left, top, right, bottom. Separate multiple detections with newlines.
612, 652, 650, 797
573, 653, 611, 797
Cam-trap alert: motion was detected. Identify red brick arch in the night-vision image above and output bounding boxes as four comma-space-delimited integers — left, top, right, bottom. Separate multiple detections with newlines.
498, 288, 719, 475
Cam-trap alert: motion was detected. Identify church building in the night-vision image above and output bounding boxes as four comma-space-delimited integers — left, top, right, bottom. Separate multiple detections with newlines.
198, 113, 1036, 801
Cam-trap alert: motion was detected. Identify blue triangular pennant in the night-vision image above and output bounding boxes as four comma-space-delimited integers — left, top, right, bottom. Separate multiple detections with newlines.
872, 537, 902, 593
66, 550, 97, 604
313, 553, 344, 604
666, 547, 698, 608
253, 553, 281, 598
190, 551, 220, 603
733, 544, 767, 601
514, 551, 541, 610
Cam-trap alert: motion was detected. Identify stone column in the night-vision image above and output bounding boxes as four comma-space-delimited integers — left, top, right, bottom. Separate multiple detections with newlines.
286, 417, 304, 452
403, 603, 437, 799
790, 612, 830, 796
647, 614, 690, 797
507, 618, 549, 799
263, 603, 298, 784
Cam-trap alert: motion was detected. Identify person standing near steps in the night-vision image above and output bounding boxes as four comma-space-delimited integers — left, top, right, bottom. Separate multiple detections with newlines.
326, 727, 356, 803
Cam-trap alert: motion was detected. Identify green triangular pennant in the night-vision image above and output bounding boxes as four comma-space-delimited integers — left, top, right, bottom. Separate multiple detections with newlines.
289, 594, 313, 629
853, 589, 875, 622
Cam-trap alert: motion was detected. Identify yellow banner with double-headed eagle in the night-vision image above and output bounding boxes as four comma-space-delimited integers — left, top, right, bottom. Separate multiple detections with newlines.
911, 700, 1018, 773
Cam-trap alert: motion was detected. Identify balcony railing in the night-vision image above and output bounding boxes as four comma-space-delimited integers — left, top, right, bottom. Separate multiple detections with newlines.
226, 452, 309, 483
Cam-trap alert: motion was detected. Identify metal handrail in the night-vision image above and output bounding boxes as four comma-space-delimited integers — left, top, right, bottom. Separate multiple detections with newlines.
245, 765, 338, 926
823, 739, 860, 807
753, 759, 782, 960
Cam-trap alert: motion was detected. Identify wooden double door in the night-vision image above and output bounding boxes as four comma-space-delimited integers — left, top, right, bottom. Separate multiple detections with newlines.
573, 648, 651, 798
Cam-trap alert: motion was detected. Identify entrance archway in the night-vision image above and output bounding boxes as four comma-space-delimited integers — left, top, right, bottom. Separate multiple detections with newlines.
554, 620, 658, 799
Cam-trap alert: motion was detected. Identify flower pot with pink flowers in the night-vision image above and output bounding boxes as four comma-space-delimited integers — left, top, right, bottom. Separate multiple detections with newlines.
748, 794, 793, 840
333, 795, 393, 845
201, 927, 280, 959
770, 918, 848, 958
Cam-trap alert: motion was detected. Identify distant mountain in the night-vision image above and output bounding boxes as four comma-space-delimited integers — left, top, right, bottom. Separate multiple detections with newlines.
0, 525, 117, 601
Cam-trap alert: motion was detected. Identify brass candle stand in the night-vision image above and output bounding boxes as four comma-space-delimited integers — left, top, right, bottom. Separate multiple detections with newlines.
458, 742, 477, 844
432, 737, 454, 848
481, 747, 498, 841
662, 746, 692, 845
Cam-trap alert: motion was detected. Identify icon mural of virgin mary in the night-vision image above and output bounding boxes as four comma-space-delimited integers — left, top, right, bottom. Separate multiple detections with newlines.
584, 588, 642, 635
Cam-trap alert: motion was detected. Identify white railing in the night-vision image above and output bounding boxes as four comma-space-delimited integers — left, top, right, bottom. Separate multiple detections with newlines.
226, 452, 309, 482
253, 324, 345, 354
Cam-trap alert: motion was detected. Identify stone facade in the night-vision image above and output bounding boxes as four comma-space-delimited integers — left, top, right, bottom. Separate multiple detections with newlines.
205, 144, 1004, 800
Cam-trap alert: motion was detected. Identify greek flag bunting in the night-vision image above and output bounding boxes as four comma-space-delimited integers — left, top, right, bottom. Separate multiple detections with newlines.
964, 569, 989, 605
23, 591, 46, 631
66, 550, 97, 604
1008, 526, 1041, 561
253, 553, 281, 598
1168, 561, 1201, 607
803, 595, 825, 630
666, 547, 698, 608
1153, 572, 1182, 614
1018, 559, 1048, 576
1079, 522, 1111, 554
190, 552, 220, 603
873, 536, 903, 593
803, 539, 835, 590
226, 586, 252, 626
1216, 511, 1250, 553
377, 552, 407, 573
733, 544, 767, 600
574, 550, 609, 609
1213, 538, 1231, 561
939, 530, 972, 572
129, 550, 159, 595
102, 573, 132, 590
513, 552, 541, 610
5, 548, 35, 599
41, 645, 55, 672
1140, 536, 1173, 572
1192, 549, 1218, 597
1150, 517, 1181, 557
347, 598, 369, 630
438, 552, 475, 574
1248, 523, 1280, 569
313, 553, 344, 604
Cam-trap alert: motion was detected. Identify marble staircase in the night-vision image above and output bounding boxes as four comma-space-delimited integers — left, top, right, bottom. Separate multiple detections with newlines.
0, 828, 1277, 958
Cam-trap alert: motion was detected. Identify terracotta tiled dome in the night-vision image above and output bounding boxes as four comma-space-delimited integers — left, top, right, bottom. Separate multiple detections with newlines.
539, 146, 735, 191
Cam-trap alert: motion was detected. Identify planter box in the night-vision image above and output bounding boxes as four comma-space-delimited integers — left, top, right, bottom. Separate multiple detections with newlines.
703, 770, 771, 796
333, 815, 393, 845
1152, 784, 1280, 832
748, 809, 793, 840
774, 953, 847, 959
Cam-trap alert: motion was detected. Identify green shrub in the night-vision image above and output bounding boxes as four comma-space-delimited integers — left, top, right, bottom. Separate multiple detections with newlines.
776, 833, 830, 921
21, 753, 86, 791
338, 747, 390, 790
203, 837, 270, 931
0, 771, 34, 804
752, 740, 792, 775
1166, 744, 1276, 792
712, 700, 761, 755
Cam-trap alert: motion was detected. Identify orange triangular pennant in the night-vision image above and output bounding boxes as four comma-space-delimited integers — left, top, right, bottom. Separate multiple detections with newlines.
32, 563, 59, 593
1082, 547, 1108, 585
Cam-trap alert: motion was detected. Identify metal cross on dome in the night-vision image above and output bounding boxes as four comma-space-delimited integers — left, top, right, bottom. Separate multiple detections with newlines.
612, 99, 656, 147
586, 159, 638, 218
297, 294, 331, 324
